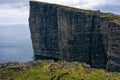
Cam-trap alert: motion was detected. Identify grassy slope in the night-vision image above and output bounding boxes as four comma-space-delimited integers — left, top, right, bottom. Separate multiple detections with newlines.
0, 60, 120, 80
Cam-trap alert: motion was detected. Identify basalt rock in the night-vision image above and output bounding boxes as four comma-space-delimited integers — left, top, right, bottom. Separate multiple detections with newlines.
29, 1, 120, 71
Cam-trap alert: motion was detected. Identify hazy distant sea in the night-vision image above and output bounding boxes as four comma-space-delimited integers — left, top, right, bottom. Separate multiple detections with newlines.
0, 24, 34, 63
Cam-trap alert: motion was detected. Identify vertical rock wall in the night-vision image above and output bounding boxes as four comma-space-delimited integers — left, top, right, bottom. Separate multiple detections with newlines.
57, 8, 108, 68
29, 2, 59, 58
107, 22, 120, 71
29, 1, 120, 71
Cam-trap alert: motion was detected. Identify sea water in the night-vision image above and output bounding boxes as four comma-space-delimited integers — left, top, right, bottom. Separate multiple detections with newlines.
0, 24, 34, 63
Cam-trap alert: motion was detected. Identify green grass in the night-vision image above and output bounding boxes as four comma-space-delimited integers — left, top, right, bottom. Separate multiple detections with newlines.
0, 60, 120, 80
102, 13, 120, 24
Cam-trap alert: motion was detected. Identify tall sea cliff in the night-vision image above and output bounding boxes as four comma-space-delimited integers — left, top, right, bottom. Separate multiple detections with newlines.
29, 1, 120, 71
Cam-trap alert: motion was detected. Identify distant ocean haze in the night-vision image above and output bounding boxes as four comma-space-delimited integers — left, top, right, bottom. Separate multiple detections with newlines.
0, 24, 34, 63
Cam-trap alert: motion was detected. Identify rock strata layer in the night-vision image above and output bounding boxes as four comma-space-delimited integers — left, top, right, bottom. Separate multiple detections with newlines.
29, 1, 120, 71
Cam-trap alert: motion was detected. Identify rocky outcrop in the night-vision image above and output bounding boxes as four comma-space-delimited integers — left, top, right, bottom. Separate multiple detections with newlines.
0, 60, 120, 80
0, 60, 90, 70
29, 1, 120, 71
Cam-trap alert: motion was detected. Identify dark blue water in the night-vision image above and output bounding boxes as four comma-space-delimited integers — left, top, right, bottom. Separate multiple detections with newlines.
0, 24, 34, 63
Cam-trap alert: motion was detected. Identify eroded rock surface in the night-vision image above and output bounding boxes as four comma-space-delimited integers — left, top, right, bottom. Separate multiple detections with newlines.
29, 1, 120, 71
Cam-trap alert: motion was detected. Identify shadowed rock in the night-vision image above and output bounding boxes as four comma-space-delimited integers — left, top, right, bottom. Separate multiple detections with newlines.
29, 1, 120, 72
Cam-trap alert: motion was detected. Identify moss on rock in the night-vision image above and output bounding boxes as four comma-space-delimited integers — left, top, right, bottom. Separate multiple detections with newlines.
0, 60, 120, 80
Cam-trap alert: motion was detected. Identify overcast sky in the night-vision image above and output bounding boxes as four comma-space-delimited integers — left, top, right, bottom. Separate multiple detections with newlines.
0, 0, 120, 25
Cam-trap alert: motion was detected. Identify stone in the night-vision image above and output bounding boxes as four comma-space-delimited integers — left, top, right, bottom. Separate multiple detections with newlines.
29, 1, 120, 72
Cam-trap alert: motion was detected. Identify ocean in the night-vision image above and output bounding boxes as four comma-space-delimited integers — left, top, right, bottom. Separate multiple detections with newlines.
0, 24, 34, 63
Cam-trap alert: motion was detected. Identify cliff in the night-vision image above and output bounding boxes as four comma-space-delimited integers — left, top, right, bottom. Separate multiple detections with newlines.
29, 1, 120, 71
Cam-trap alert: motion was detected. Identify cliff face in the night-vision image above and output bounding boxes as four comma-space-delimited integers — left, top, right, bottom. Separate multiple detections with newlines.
29, 1, 120, 71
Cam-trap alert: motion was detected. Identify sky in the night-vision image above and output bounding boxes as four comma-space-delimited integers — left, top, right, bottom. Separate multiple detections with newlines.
0, 0, 120, 25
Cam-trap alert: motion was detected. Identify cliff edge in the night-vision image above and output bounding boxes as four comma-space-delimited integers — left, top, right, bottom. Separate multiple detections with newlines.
29, 1, 120, 72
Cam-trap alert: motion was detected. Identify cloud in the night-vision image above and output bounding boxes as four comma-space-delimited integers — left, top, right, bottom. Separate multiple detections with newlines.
0, 0, 120, 25
33, 0, 106, 9
0, 5, 28, 17
0, 0, 28, 17
0, 0, 120, 17
0, 0, 28, 4
97, 5, 120, 14
0, 0, 29, 24
105, 0, 120, 6
33, 0, 120, 14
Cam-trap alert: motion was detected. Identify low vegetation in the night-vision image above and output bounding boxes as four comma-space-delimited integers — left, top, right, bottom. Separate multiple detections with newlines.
102, 13, 120, 24
0, 60, 120, 80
